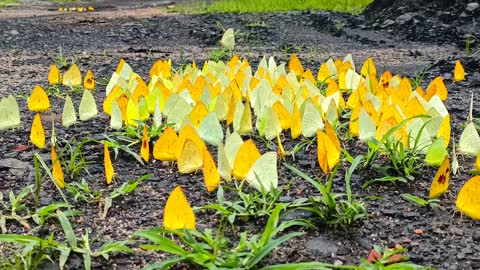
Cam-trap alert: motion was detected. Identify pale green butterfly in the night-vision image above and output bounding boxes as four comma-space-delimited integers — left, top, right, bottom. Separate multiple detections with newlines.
0, 95, 21, 130
79, 89, 98, 121
245, 152, 278, 192
62, 95, 77, 128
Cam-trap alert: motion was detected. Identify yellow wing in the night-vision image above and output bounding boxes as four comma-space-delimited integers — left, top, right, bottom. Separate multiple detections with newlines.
48, 64, 62, 85
454, 60, 465, 82
429, 156, 450, 198
232, 139, 261, 180
456, 176, 480, 220
163, 186, 196, 230
153, 126, 178, 161
203, 148, 220, 193
28, 85, 50, 112
30, 113, 45, 149
140, 126, 149, 162
177, 138, 203, 174
84, 69, 95, 90
51, 146, 65, 188
63, 64, 82, 87
104, 143, 114, 185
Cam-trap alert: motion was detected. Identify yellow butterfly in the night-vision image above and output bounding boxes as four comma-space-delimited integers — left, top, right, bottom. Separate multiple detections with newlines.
288, 53, 304, 78
48, 64, 62, 85
177, 138, 203, 174
163, 186, 196, 230
153, 126, 178, 161
425, 76, 448, 101
429, 156, 450, 198
203, 148, 220, 193
30, 113, 45, 149
62, 64, 82, 87
141, 126, 149, 163
175, 125, 206, 160
28, 85, 50, 112
84, 70, 95, 90
317, 122, 341, 173
453, 60, 465, 82
456, 176, 480, 220
232, 139, 261, 180
51, 145, 65, 188
104, 142, 114, 185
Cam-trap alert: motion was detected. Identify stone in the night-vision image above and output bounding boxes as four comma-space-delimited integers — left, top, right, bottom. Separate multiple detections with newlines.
396, 13, 413, 24
466, 2, 479, 12
382, 19, 395, 28
305, 236, 338, 257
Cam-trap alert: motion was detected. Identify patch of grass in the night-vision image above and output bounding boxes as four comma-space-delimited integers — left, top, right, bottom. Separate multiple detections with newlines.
285, 155, 368, 228
199, 181, 285, 225
0, 0, 18, 8
135, 203, 310, 270
172, 0, 373, 15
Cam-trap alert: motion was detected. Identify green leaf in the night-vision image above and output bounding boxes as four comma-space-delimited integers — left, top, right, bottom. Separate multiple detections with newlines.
134, 229, 187, 256
59, 246, 71, 269
97, 241, 132, 260
110, 174, 152, 199
247, 231, 305, 268
259, 262, 332, 270
142, 257, 186, 270
363, 176, 406, 188
57, 210, 77, 248
83, 252, 92, 270
400, 194, 427, 206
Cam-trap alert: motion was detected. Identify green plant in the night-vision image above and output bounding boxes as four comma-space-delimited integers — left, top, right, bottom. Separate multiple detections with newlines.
289, 137, 315, 161
53, 48, 76, 69
208, 48, 230, 62
44, 85, 63, 98
0, 210, 131, 270
465, 34, 473, 56
199, 181, 284, 224
67, 174, 151, 218
32, 203, 78, 226
409, 67, 430, 89
245, 21, 269, 28
0, 233, 59, 269
96, 76, 111, 86
361, 116, 429, 188
334, 19, 346, 32
285, 155, 368, 227
400, 194, 441, 208
0, 185, 34, 233
58, 137, 95, 179
135, 203, 309, 269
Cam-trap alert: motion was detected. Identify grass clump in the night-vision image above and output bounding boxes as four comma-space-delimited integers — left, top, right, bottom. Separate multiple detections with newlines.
173, 0, 373, 15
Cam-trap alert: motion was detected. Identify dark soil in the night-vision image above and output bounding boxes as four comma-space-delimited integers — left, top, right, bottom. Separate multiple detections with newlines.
0, 1, 479, 269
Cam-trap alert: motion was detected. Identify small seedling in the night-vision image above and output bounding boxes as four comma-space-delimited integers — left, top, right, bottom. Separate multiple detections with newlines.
200, 181, 284, 224
400, 194, 441, 208
285, 155, 368, 227
67, 174, 152, 218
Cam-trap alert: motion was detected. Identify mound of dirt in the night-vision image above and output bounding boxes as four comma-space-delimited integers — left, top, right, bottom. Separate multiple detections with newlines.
363, 0, 480, 48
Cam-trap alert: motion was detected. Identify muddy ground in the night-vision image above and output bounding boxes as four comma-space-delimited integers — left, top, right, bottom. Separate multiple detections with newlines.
0, 0, 479, 269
